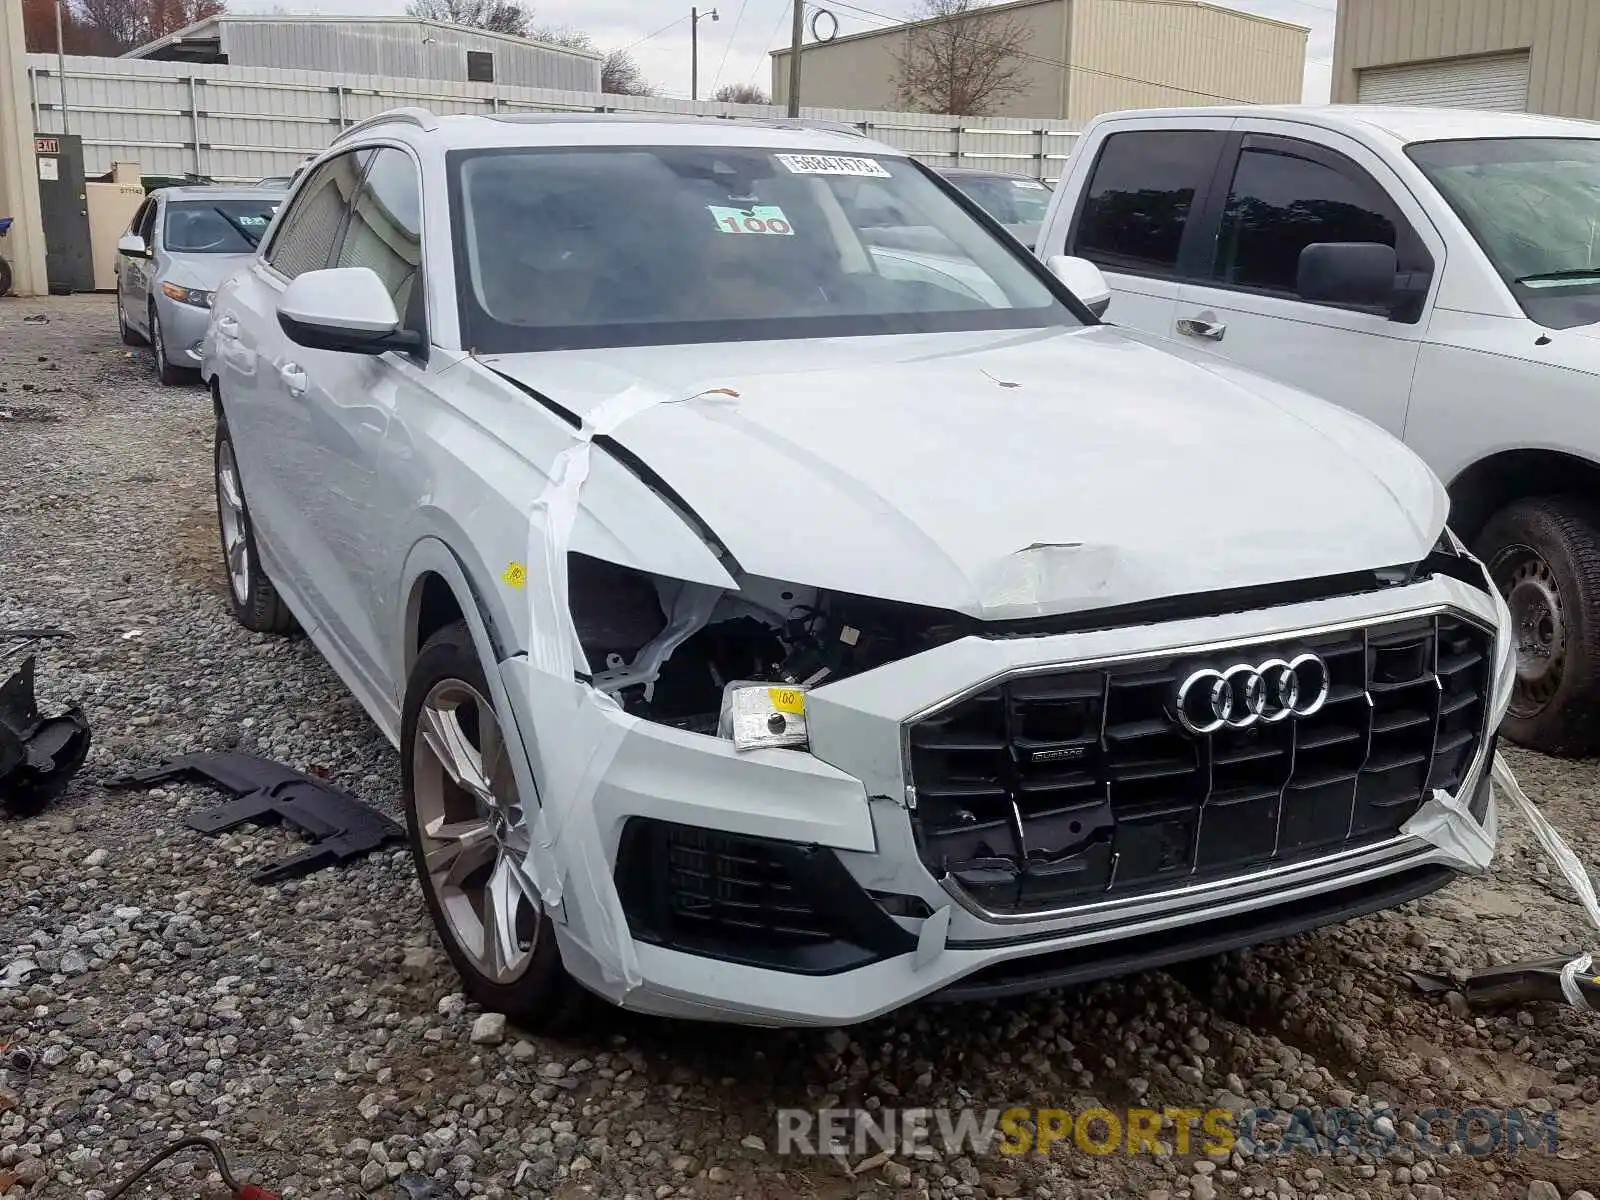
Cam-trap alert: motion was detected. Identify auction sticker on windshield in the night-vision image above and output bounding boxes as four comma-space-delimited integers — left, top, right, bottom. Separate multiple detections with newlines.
775, 153, 891, 178
708, 204, 795, 235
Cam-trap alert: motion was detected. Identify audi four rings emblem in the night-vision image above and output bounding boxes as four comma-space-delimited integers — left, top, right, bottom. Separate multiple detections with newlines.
1174, 653, 1330, 735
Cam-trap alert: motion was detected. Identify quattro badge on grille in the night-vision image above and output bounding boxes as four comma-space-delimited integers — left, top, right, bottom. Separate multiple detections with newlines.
1174, 653, 1330, 735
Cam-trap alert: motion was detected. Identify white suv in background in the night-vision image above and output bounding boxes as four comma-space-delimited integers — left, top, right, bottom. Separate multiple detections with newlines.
1038, 105, 1600, 756
202, 108, 1512, 1027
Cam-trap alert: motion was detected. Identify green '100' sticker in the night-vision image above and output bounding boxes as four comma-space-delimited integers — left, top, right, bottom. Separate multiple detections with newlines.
708, 204, 794, 235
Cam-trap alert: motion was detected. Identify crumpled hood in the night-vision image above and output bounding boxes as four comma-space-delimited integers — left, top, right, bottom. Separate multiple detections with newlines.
484, 325, 1447, 620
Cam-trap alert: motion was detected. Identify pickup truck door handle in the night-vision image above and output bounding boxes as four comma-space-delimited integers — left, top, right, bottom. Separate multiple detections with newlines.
279, 362, 308, 397
216, 315, 240, 339
1176, 318, 1227, 341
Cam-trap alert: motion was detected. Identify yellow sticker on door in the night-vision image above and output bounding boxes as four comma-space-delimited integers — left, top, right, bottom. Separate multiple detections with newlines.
501, 561, 528, 589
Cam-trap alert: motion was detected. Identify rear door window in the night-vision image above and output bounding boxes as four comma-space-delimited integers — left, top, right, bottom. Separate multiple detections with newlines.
1068, 130, 1228, 277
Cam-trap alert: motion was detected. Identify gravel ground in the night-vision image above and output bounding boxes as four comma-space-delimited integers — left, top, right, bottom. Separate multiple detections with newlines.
4, 295, 1600, 1200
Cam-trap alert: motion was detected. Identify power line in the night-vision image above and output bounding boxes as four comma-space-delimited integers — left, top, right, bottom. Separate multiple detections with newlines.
618, 13, 691, 55
823, 0, 1269, 105
748, 0, 793, 86
710, 0, 750, 94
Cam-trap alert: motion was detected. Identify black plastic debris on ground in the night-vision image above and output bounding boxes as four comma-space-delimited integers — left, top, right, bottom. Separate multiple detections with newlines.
108, 753, 405, 884
1409, 957, 1600, 1010
1, 645, 91, 813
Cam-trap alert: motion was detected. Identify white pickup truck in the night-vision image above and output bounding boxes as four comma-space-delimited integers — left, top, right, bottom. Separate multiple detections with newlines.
1035, 104, 1600, 756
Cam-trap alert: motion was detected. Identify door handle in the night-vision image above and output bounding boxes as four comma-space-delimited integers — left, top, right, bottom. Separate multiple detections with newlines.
217, 315, 239, 339
280, 363, 308, 396
1176, 318, 1227, 341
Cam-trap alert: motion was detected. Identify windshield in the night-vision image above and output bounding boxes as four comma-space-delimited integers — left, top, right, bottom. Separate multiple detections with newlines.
449, 145, 1073, 353
946, 173, 1053, 226
163, 199, 279, 254
1407, 137, 1600, 330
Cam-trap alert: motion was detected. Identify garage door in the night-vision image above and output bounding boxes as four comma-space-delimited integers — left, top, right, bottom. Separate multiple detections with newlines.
1357, 52, 1530, 110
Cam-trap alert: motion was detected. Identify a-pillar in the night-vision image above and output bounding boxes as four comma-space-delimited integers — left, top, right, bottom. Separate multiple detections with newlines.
0, 0, 48, 297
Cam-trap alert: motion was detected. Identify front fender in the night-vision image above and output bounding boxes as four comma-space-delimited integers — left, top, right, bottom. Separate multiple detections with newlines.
398, 537, 545, 818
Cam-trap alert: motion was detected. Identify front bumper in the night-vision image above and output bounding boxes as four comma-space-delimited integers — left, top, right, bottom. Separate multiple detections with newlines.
156, 293, 211, 364
500, 570, 1511, 1027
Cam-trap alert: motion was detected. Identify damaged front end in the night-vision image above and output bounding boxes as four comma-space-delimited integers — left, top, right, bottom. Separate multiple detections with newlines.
1, 638, 91, 811
567, 552, 961, 751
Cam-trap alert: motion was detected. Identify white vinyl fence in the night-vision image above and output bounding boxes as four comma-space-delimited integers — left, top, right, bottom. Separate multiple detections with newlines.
26, 54, 1080, 185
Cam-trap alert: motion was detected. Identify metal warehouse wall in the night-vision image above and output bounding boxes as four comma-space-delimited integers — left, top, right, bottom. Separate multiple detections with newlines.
1066, 0, 1305, 121
25, 55, 1079, 185
1331, 0, 1600, 119
772, 0, 1071, 119
771, 0, 1304, 122
217, 19, 601, 93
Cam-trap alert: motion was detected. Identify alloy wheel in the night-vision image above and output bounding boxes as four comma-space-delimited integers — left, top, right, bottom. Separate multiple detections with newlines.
411, 680, 541, 984
215, 437, 251, 606
151, 308, 166, 374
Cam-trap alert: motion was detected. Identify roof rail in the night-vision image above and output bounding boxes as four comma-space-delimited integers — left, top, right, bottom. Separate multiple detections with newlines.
719, 115, 869, 138
333, 106, 440, 145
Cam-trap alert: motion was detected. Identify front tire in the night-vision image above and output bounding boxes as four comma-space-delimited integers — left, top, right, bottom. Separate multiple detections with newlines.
1478, 496, 1600, 756
214, 416, 295, 635
402, 622, 575, 1027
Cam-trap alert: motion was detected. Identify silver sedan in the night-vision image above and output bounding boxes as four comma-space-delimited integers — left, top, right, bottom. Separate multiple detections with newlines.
115, 185, 285, 385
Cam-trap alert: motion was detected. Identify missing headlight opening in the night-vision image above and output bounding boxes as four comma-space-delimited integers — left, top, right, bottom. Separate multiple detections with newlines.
567, 552, 958, 737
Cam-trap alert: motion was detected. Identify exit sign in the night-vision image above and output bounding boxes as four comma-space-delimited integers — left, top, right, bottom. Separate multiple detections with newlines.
34, 137, 59, 154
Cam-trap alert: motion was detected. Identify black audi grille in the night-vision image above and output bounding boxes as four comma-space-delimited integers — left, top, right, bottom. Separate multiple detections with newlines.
906, 614, 1493, 915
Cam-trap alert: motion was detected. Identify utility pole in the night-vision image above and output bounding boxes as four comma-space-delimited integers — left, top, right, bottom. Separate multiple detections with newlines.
55, 1, 69, 135
786, 0, 803, 116
690, 7, 718, 104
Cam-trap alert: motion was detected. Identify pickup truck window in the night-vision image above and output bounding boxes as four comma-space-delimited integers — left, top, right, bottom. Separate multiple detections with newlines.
1069, 130, 1226, 277
1213, 143, 1398, 294
1408, 136, 1600, 332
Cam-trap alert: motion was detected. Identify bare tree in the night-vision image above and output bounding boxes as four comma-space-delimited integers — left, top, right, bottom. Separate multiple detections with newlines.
527, 24, 653, 95
713, 82, 769, 105
891, 0, 1031, 116
601, 49, 653, 96
71, 0, 225, 53
406, 0, 529, 36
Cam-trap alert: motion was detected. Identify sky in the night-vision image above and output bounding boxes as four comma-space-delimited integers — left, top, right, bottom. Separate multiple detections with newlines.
232, 0, 1337, 105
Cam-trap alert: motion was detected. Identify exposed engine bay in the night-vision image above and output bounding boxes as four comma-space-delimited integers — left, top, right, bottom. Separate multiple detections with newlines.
568, 552, 961, 733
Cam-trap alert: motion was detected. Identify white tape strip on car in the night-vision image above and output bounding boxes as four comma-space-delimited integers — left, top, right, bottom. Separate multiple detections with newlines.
1491, 752, 1600, 1010
1401, 780, 1497, 874
518, 382, 733, 1001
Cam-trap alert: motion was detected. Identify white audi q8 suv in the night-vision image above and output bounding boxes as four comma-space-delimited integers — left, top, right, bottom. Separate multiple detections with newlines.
203, 108, 1514, 1027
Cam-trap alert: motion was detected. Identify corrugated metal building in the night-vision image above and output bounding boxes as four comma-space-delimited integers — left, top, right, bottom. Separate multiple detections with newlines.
771, 0, 1306, 121
1332, 0, 1600, 118
122, 15, 602, 93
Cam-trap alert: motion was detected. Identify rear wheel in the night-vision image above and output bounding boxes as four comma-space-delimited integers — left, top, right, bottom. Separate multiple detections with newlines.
118, 294, 144, 345
402, 622, 576, 1027
150, 303, 188, 385
214, 416, 295, 635
1477, 496, 1600, 755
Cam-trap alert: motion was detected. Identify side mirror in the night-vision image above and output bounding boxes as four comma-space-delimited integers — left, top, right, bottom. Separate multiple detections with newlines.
1296, 242, 1397, 308
118, 234, 147, 257
277, 267, 420, 355
1045, 254, 1111, 318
